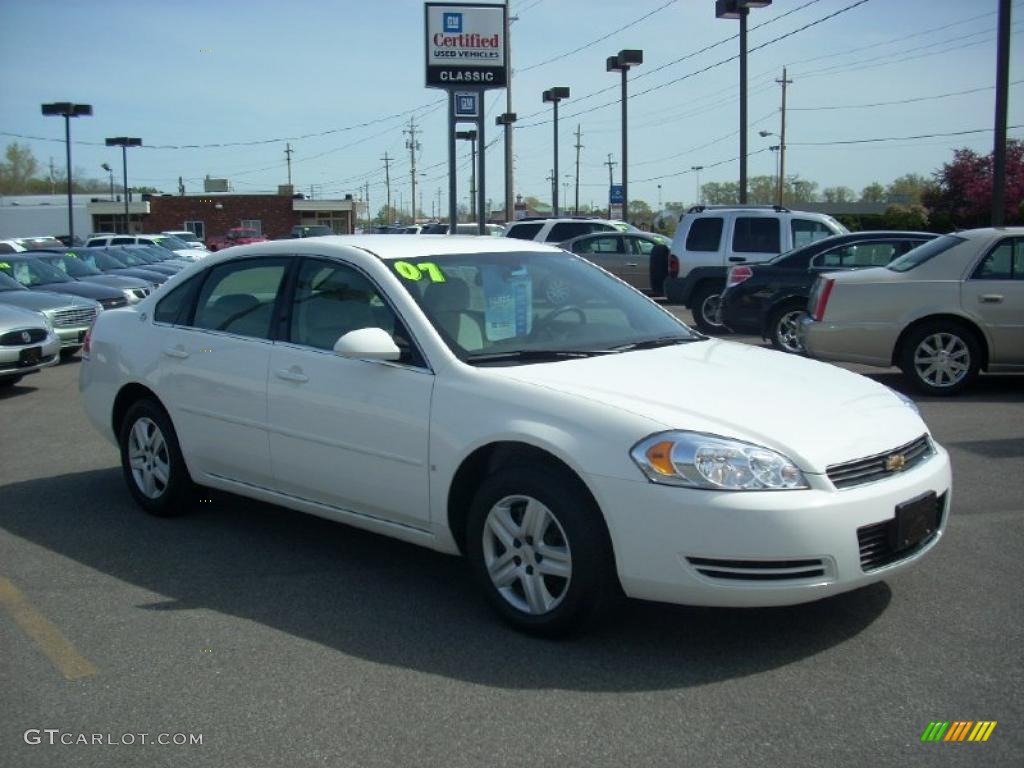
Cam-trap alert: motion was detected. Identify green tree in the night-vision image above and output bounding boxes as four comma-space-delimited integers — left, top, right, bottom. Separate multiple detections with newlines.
785, 176, 819, 204
747, 175, 777, 204
700, 181, 738, 205
886, 173, 931, 204
628, 198, 653, 225
881, 203, 929, 230
860, 182, 886, 203
0, 142, 40, 193
823, 186, 855, 203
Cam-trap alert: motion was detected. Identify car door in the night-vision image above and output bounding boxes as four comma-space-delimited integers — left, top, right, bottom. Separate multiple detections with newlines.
625, 236, 657, 291
155, 257, 287, 489
572, 235, 628, 282
962, 236, 1024, 366
266, 257, 434, 528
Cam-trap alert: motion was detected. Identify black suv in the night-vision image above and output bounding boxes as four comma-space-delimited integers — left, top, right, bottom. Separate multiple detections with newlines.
720, 230, 935, 353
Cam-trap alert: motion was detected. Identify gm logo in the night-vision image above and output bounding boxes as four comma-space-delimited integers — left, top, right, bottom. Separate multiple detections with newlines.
443, 12, 462, 32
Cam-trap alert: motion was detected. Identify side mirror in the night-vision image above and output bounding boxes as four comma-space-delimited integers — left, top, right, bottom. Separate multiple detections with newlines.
333, 327, 401, 362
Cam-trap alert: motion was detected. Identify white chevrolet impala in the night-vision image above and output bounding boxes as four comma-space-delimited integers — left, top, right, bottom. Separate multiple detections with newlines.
80, 236, 952, 635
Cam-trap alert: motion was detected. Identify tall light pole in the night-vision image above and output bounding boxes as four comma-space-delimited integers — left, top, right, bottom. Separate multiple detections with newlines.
105, 137, 142, 234
691, 165, 704, 205
41, 102, 92, 243
715, 0, 772, 204
607, 49, 643, 222
497, 9, 518, 223
101, 162, 114, 201
992, 0, 1012, 226
456, 130, 478, 222
542, 88, 570, 216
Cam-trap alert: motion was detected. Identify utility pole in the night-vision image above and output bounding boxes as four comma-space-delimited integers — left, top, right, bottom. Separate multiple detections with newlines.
992, 0, 1012, 226
381, 152, 392, 223
48, 157, 55, 194
547, 168, 556, 210
285, 142, 293, 186
469, 135, 477, 222
776, 67, 792, 207
573, 124, 583, 215
364, 180, 370, 229
437, 188, 442, 221
604, 153, 617, 216
404, 117, 421, 223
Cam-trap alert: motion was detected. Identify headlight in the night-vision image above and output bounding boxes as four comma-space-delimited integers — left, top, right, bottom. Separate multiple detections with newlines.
888, 386, 920, 415
631, 431, 809, 491
40, 312, 54, 332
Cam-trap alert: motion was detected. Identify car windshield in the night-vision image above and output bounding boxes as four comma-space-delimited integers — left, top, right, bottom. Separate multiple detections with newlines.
108, 247, 152, 267
1, 257, 72, 286
887, 234, 966, 272
0, 271, 27, 291
53, 252, 104, 277
124, 246, 165, 263
169, 232, 200, 243
390, 251, 701, 364
81, 250, 129, 270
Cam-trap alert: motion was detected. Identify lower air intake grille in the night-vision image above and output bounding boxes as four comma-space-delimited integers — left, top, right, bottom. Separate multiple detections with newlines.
857, 492, 946, 571
687, 557, 828, 582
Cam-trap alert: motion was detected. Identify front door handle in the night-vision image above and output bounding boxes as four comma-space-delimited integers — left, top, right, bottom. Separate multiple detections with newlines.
979, 294, 1004, 304
274, 367, 309, 383
728, 257, 746, 263
161, 345, 189, 359
624, 262, 639, 267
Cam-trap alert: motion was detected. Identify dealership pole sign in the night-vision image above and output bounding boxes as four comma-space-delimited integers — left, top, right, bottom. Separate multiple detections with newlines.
426, 2, 507, 234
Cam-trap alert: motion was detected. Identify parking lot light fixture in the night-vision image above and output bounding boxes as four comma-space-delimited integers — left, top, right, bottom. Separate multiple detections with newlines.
691, 165, 704, 205
607, 50, 643, 223
715, 0, 772, 203
41, 102, 92, 243
105, 137, 142, 234
542, 87, 570, 216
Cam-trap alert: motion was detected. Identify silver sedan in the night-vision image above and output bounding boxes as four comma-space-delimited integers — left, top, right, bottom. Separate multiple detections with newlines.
0, 303, 60, 387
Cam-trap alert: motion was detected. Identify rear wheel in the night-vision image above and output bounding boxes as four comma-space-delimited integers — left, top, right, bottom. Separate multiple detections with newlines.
768, 301, 807, 354
118, 399, 194, 516
466, 463, 617, 637
898, 321, 980, 396
691, 282, 729, 334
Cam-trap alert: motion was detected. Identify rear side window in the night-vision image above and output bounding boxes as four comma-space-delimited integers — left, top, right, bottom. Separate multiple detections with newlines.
506, 223, 543, 240
733, 217, 781, 253
547, 222, 605, 241
972, 238, 1024, 280
684, 217, 723, 252
110, 237, 135, 245
153, 276, 201, 325
792, 219, 834, 248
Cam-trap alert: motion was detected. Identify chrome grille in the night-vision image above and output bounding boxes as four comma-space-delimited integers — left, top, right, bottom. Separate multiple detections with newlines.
827, 435, 933, 489
687, 556, 828, 582
52, 306, 98, 328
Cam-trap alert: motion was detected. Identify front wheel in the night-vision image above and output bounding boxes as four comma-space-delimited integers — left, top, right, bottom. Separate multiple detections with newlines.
466, 464, 617, 637
691, 282, 729, 334
898, 322, 980, 396
119, 399, 194, 516
768, 302, 807, 354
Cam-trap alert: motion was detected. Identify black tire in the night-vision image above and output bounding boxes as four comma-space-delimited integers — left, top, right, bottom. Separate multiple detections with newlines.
767, 300, 808, 354
649, 244, 669, 296
691, 282, 729, 334
898, 320, 981, 396
466, 463, 618, 637
118, 398, 195, 516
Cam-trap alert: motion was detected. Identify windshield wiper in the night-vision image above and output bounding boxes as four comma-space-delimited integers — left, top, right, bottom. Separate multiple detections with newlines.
464, 349, 614, 364
610, 335, 704, 352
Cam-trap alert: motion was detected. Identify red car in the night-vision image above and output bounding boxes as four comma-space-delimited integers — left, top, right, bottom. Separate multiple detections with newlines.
207, 228, 267, 252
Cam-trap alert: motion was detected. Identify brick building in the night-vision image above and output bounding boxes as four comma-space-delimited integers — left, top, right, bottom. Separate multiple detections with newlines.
87, 191, 358, 241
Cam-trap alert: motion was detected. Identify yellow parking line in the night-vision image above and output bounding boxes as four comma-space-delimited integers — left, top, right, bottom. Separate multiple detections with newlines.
0, 577, 98, 680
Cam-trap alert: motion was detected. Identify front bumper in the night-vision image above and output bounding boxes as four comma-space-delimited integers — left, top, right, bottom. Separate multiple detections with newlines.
0, 330, 61, 378
586, 444, 951, 607
54, 326, 91, 349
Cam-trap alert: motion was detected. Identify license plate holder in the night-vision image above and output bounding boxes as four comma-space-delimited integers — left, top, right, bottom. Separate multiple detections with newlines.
892, 491, 939, 552
18, 346, 42, 366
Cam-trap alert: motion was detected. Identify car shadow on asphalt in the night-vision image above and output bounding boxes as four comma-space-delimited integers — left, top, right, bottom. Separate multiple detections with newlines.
863, 371, 1024, 404
0, 468, 892, 692
0, 379, 41, 399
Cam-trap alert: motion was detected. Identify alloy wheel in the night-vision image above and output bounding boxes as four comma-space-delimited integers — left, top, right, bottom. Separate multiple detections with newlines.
701, 292, 724, 329
127, 417, 171, 499
482, 495, 572, 615
775, 309, 806, 353
913, 332, 970, 388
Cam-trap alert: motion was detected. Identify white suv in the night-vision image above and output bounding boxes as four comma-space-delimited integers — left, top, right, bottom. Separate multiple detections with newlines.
665, 206, 845, 332
504, 218, 633, 243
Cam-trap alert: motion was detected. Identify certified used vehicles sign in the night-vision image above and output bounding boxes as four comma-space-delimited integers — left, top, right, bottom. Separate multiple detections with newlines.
424, 3, 507, 87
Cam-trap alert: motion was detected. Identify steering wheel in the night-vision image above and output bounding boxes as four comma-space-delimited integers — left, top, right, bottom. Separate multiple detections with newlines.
533, 305, 587, 340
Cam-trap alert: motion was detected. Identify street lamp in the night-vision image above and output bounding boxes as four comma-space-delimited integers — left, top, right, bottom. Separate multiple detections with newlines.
456, 130, 478, 222
760, 129, 785, 206
691, 165, 704, 205
105, 137, 142, 234
607, 49, 643, 222
101, 162, 114, 201
715, 0, 772, 204
41, 102, 92, 243
496, 112, 517, 221
542, 87, 570, 216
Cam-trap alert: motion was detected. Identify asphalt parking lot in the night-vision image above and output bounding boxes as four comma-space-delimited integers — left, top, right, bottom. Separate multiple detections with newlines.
1, 320, 1022, 768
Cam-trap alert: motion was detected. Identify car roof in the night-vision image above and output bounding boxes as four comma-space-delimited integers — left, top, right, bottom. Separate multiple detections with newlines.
208, 234, 561, 264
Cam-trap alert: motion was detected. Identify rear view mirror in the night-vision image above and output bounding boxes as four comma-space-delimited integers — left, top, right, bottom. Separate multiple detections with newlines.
333, 327, 401, 362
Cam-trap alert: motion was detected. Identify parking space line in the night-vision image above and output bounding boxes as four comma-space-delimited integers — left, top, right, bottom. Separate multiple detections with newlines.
0, 577, 98, 681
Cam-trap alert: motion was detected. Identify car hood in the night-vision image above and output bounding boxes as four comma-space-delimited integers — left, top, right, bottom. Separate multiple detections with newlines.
0, 289, 94, 312
77, 274, 150, 290
107, 268, 168, 284
29, 281, 121, 300
0, 302, 48, 326
496, 340, 927, 473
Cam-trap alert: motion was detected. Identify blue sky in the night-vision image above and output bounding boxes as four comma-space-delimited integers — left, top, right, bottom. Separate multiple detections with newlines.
0, 0, 1020, 215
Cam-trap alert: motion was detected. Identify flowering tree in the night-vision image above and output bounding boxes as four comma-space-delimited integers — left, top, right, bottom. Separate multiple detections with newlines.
923, 140, 1024, 230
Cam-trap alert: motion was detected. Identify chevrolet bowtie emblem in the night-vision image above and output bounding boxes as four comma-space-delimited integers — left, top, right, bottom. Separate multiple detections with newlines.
886, 453, 907, 472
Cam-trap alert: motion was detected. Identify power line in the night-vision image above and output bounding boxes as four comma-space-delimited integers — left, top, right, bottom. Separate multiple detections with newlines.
788, 125, 1024, 147
790, 80, 1024, 112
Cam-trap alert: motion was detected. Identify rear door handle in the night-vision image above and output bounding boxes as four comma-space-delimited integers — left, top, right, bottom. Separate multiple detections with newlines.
274, 367, 309, 383
161, 345, 189, 359
979, 294, 1004, 304
728, 257, 746, 263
